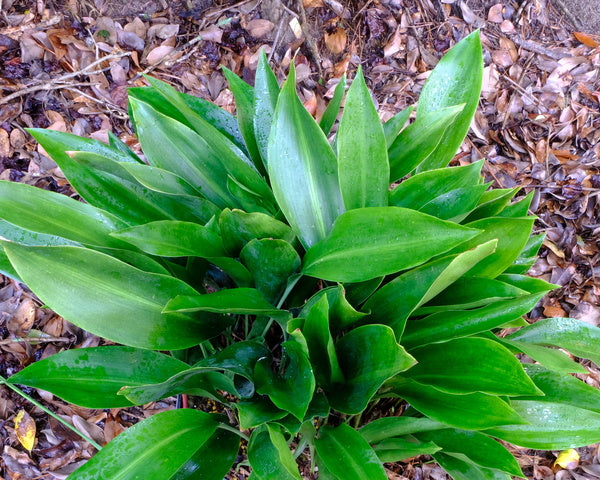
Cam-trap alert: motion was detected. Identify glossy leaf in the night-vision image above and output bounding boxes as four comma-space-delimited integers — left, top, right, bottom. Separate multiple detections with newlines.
2, 244, 224, 350
390, 160, 484, 209
383, 106, 413, 148
387, 377, 525, 430
240, 238, 301, 303
165, 288, 288, 320
406, 337, 541, 396
360, 417, 447, 444
521, 364, 600, 413
319, 75, 346, 135
416, 429, 524, 477
8, 346, 188, 408
117, 162, 200, 196
300, 284, 367, 331
328, 325, 415, 414
486, 401, 600, 449
507, 317, 600, 365
315, 423, 387, 480
208, 256, 253, 287
415, 30, 483, 171
254, 340, 315, 421
498, 337, 587, 374
218, 208, 295, 256
194, 341, 270, 380
237, 397, 287, 430
248, 425, 302, 480
372, 437, 441, 462
111, 220, 225, 258
253, 49, 280, 164
303, 207, 480, 283
463, 188, 519, 223
267, 64, 345, 248
68, 409, 218, 480
401, 293, 545, 348
0, 180, 129, 249
170, 427, 239, 480
388, 105, 464, 182
433, 453, 512, 480
337, 67, 389, 209
129, 97, 237, 208
107, 130, 142, 162
363, 240, 497, 335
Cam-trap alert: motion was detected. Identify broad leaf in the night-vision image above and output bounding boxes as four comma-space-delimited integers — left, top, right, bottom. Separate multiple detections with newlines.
386, 377, 525, 430
463, 188, 519, 223
300, 284, 367, 332
415, 30, 483, 171
401, 293, 545, 349
498, 337, 587, 374
111, 220, 225, 258
507, 317, 600, 365
2, 244, 225, 350
254, 340, 315, 421
248, 425, 302, 480
486, 401, 600, 449
237, 397, 287, 430
240, 238, 301, 303
360, 417, 447, 444
337, 67, 389, 209
328, 325, 415, 414
267, 64, 345, 248
315, 424, 387, 480
388, 105, 464, 182
253, 49, 280, 164
8, 346, 188, 408
303, 207, 480, 283
406, 337, 541, 396
68, 409, 218, 480
433, 453, 512, 480
372, 437, 441, 462
383, 106, 413, 148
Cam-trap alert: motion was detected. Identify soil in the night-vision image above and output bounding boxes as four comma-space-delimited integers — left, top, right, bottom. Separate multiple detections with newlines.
1, 0, 600, 479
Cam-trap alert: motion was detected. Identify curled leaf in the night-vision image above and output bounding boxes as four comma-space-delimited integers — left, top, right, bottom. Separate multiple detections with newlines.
555, 449, 579, 470
14, 409, 36, 452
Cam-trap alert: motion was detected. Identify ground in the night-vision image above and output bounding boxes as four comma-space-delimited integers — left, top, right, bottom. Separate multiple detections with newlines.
0, 0, 600, 479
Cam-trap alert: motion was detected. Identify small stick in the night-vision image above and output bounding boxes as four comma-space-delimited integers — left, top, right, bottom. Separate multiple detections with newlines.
0, 336, 71, 346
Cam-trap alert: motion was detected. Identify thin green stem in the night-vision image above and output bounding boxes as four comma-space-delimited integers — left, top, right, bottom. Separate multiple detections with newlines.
261, 274, 302, 338
0, 376, 103, 450
218, 423, 250, 442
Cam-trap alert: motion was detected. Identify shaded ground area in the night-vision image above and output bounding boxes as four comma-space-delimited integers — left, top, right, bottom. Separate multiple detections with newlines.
0, 0, 599, 478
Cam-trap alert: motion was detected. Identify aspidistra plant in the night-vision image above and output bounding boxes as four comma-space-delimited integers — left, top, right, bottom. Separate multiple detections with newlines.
2, 31, 600, 480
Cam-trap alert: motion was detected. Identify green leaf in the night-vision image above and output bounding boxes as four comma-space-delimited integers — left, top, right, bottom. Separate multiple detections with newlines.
254, 340, 315, 421
315, 424, 387, 480
406, 337, 542, 396
507, 317, 600, 365
463, 188, 519, 223
170, 427, 239, 480
129, 97, 238, 209
498, 273, 558, 294
7, 346, 188, 408
164, 288, 287, 319
2, 244, 225, 350
497, 191, 534, 218
208, 256, 253, 287
120, 368, 236, 404
416, 429, 524, 477
240, 238, 301, 303
254, 49, 280, 165
319, 75, 347, 136
433, 453, 512, 480
194, 341, 271, 379
67, 409, 218, 480
386, 377, 526, 430
0, 180, 129, 249
415, 30, 483, 171
328, 325, 415, 414
486, 400, 600, 449
363, 240, 497, 336
521, 364, 600, 413
222, 67, 264, 174
248, 425, 302, 480
383, 106, 413, 148
303, 207, 480, 283
237, 397, 287, 429
218, 208, 295, 256
388, 105, 464, 182
111, 220, 225, 258
267, 64, 345, 248
401, 293, 545, 348
116, 162, 199, 196
337, 67, 389, 209
300, 284, 367, 332
343, 277, 384, 307
389, 161, 484, 208
107, 130, 142, 162
360, 417, 447, 444
372, 437, 441, 462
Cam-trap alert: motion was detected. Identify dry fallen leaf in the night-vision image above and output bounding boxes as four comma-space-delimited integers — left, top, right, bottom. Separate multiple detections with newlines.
324, 28, 347, 54
303, 0, 324, 7
145, 45, 174, 65
573, 32, 600, 48
555, 449, 580, 470
384, 26, 403, 58
488, 3, 504, 23
246, 19, 274, 39
14, 409, 36, 452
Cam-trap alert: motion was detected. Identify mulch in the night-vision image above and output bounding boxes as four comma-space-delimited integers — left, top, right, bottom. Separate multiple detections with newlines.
0, 0, 599, 478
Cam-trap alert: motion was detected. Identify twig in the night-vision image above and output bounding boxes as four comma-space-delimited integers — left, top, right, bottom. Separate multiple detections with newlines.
0, 52, 132, 105
510, 36, 569, 61
0, 336, 71, 346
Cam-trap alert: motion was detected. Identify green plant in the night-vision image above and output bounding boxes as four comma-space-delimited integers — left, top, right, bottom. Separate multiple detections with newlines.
1, 30, 600, 480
